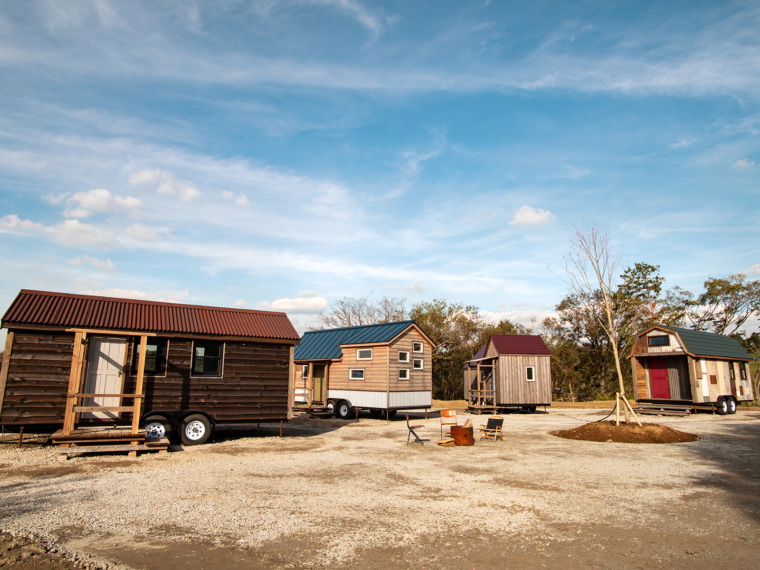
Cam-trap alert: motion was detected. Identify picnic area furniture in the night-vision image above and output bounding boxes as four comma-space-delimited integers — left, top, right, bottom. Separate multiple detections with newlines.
406, 414, 425, 445
478, 416, 504, 442
440, 409, 458, 437
449, 425, 474, 446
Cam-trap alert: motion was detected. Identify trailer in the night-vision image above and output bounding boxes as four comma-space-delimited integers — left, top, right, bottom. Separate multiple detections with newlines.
629, 325, 754, 414
0, 290, 300, 447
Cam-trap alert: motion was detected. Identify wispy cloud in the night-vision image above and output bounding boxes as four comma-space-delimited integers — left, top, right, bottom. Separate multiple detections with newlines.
68, 255, 116, 272
0, 215, 118, 249
63, 188, 142, 219
129, 168, 201, 202
509, 205, 557, 227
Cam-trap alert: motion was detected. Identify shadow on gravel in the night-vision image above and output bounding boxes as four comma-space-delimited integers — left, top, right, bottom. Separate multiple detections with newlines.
683, 414, 760, 524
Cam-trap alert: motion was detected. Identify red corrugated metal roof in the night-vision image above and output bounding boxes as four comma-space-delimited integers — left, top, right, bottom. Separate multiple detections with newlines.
1, 290, 300, 342
490, 335, 550, 355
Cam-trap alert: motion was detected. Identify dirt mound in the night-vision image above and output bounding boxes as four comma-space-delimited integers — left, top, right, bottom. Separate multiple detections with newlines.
551, 421, 698, 444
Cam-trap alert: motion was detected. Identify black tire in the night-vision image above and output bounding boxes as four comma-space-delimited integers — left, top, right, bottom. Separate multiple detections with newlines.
143, 415, 173, 440
180, 414, 212, 445
369, 409, 383, 418
715, 397, 729, 416
727, 397, 738, 414
335, 401, 352, 420
326, 400, 336, 414
522, 405, 537, 413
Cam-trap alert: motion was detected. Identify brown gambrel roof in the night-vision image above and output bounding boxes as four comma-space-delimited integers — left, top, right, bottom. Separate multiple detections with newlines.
1, 290, 300, 342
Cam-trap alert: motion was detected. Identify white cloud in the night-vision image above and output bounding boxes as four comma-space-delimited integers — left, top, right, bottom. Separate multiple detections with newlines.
68, 255, 115, 272
126, 224, 170, 243
0, 214, 118, 248
77, 287, 190, 303
508, 205, 557, 227
259, 291, 328, 314
129, 168, 201, 201
233, 299, 247, 308
744, 263, 760, 277
479, 308, 555, 330
221, 190, 250, 206
63, 188, 142, 218
404, 280, 426, 293
732, 158, 756, 170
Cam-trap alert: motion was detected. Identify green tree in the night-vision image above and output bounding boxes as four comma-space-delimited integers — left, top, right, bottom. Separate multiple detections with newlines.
689, 274, 760, 336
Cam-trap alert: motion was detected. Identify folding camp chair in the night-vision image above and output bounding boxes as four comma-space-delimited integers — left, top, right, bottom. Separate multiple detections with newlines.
440, 409, 458, 437
478, 416, 504, 442
406, 414, 425, 445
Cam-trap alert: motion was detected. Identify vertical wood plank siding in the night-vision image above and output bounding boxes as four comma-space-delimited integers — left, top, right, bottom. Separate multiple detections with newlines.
0, 331, 293, 425
495, 355, 551, 405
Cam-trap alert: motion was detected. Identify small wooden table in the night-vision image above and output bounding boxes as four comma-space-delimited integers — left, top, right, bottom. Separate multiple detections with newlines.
449, 425, 474, 446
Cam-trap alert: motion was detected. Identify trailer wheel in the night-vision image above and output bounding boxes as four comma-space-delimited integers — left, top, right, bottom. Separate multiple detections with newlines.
715, 397, 729, 416
369, 409, 383, 418
181, 414, 212, 445
336, 401, 352, 420
326, 400, 336, 414
144, 415, 172, 440
727, 397, 737, 414
522, 405, 537, 413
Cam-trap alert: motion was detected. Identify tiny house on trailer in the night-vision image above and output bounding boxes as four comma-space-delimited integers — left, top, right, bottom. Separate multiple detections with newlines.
0, 290, 300, 445
293, 320, 435, 419
464, 335, 552, 413
629, 325, 754, 414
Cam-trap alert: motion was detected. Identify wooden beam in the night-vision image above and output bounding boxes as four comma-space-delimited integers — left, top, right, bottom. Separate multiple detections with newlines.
287, 346, 295, 420
131, 335, 148, 435
66, 328, 156, 337
0, 331, 15, 422
63, 332, 87, 436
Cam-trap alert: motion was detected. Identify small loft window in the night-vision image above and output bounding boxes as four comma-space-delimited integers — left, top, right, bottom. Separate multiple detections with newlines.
526, 366, 535, 382
413, 358, 423, 370
301, 364, 309, 379
398, 369, 410, 380
740, 364, 747, 381
192, 340, 224, 377
350, 368, 364, 380
132, 338, 168, 376
357, 348, 372, 360
412, 341, 423, 353
398, 351, 410, 363
648, 335, 670, 347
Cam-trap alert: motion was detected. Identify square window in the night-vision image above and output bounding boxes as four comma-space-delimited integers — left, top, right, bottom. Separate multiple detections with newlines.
301, 364, 309, 379
192, 340, 224, 377
398, 350, 410, 363
412, 341, 423, 353
648, 335, 670, 347
357, 348, 372, 360
350, 368, 364, 380
132, 338, 167, 376
526, 366, 535, 382
413, 358, 423, 370
398, 369, 410, 380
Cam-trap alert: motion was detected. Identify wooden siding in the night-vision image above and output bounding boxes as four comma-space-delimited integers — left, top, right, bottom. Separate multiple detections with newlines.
387, 328, 432, 393
329, 344, 390, 392
0, 330, 292, 426
632, 358, 647, 400
495, 354, 551, 405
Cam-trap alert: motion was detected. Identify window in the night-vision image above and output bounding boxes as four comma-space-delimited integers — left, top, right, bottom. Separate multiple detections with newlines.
526, 366, 536, 382
729, 362, 736, 381
740, 364, 747, 381
412, 341, 423, 353
398, 369, 410, 380
132, 338, 168, 376
398, 350, 410, 363
349, 368, 364, 380
413, 358, 423, 370
357, 348, 373, 360
192, 340, 224, 377
648, 335, 670, 347
301, 364, 309, 379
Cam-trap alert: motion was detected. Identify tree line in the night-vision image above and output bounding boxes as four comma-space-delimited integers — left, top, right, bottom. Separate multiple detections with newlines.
315, 265, 759, 402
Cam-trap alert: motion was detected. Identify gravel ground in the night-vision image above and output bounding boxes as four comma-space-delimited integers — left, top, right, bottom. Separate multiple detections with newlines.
1, 408, 759, 569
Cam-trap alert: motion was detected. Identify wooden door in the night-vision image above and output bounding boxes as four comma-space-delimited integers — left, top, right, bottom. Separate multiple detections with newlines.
313, 364, 326, 403
649, 356, 670, 399
83, 337, 126, 419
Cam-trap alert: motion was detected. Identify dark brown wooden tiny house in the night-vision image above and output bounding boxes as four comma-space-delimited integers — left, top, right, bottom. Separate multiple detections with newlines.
629, 325, 754, 414
464, 335, 552, 413
0, 290, 300, 444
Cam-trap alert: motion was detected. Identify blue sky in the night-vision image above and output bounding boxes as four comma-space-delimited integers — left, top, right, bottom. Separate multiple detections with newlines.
0, 0, 758, 335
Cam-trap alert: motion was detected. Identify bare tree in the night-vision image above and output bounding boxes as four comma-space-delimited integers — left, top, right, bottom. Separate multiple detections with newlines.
564, 224, 633, 421
315, 295, 407, 329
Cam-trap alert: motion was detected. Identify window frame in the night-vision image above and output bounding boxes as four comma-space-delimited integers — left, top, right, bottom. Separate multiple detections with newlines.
356, 348, 373, 361
398, 368, 410, 380
301, 364, 309, 379
349, 368, 365, 380
191, 340, 225, 377
131, 338, 168, 377
412, 341, 424, 353
740, 363, 747, 381
526, 365, 536, 382
398, 350, 410, 363
648, 335, 670, 347
413, 358, 424, 370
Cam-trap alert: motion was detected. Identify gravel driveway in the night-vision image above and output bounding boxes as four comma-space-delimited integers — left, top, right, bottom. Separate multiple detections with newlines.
1, 408, 759, 569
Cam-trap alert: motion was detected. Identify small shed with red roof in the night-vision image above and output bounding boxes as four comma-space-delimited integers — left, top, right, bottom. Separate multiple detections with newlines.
464, 335, 551, 413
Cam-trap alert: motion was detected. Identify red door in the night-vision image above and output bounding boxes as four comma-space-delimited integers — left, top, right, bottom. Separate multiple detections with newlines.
649, 357, 670, 399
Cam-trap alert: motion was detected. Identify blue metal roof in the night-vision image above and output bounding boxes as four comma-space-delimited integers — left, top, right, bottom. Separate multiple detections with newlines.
294, 320, 417, 361
658, 326, 751, 360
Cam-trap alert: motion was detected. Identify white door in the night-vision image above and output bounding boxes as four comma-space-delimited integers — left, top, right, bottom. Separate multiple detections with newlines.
83, 337, 126, 420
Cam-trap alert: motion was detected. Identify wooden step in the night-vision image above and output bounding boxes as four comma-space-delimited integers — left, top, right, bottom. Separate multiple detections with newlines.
57, 437, 170, 461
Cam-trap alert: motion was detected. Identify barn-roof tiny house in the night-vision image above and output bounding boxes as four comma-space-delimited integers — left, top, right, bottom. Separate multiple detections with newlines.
629, 325, 754, 414
293, 320, 435, 419
464, 335, 551, 413
0, 290, 300, 446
